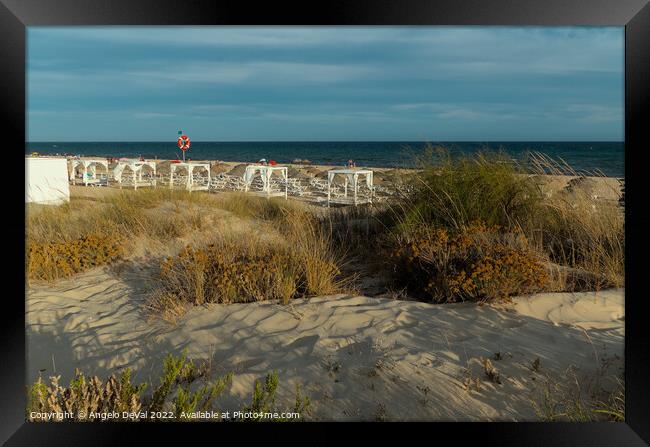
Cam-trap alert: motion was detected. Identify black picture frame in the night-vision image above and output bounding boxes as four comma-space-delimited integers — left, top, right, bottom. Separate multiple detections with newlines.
3, 0, 649, 444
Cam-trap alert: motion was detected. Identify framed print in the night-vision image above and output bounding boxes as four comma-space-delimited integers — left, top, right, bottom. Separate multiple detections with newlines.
2, 0, 649, 444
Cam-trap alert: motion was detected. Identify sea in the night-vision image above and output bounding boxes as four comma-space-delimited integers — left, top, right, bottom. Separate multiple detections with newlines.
25, 141, 625, 178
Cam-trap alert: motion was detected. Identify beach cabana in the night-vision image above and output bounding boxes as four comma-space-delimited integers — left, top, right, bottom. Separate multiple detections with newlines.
26, 157, 70, 205
113, 160, 157, 189
166, 162, 211, 191
327, 169, 373, 206
243, 165, 288, 199
68, 158, 110, 186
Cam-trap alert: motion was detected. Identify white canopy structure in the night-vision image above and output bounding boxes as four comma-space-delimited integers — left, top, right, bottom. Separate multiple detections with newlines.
168, 162, 210, 191
243, 165, 288, 199
26, 157, 70, 205
113, 160, 157, 189
327, 169, 373, 206
68, 158, 110, 186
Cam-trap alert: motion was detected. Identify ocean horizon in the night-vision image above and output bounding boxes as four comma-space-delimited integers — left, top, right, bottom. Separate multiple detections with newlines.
26, 141, 625, 177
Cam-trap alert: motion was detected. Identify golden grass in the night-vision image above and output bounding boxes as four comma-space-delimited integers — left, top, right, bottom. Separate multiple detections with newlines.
534, 191, 624, 289
26, 189, 222, 281
146, 209, 350, 322
26, 149, 624, 300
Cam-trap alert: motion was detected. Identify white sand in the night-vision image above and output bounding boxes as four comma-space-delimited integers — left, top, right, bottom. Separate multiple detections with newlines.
26, 268, 623, 421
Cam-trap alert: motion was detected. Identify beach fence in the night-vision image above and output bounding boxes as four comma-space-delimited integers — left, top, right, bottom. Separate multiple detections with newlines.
26, 157, 70, 205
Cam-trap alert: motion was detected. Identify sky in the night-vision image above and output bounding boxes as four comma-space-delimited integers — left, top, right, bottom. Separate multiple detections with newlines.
27, 26, 624, 142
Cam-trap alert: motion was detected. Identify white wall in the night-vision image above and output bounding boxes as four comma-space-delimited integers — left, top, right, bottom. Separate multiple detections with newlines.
26, 157, 70, 205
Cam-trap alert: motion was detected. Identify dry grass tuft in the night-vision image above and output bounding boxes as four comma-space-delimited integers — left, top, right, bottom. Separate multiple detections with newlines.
147, 208, 350, 321
531, 368, 624, 422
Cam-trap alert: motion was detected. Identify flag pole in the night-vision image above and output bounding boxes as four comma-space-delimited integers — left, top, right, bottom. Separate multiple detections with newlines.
178, 130, 185, 162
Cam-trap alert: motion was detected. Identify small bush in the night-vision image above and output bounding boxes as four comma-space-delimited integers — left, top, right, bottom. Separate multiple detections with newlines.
217, 192, 303, 221
27, 233, 123, 281
156, 243, 302, 305
27, 368, 146, 421
148, 210, 348, 319
386, 222, 548, 303
238, 371, 310, 422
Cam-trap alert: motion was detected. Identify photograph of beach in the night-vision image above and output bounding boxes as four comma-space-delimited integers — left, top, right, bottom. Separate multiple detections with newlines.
25, 27, 624, 422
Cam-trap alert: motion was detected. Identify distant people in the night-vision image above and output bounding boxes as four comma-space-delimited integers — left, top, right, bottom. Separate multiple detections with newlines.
269, 159, 277, 166
347, 159, 356, 168
259, 158, 268, 165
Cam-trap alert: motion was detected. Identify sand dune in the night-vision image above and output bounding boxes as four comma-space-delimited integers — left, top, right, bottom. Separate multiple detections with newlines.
26, 268, 623, 421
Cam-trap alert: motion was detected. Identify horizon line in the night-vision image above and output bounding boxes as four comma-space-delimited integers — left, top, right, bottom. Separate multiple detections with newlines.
27, 140, 625, 143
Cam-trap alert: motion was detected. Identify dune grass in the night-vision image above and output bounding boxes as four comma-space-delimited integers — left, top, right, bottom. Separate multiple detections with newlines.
26, 148, 624, 300
381, 146, 624, 301
26, 189, 216, 281
147, 208, 350, 321
397, 145, 544, 232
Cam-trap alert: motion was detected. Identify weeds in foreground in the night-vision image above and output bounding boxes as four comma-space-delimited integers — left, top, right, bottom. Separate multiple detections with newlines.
26, 368, 146, 420
27, 352, 308, 422
531, 368, 624, 422
237, 371, 310, 421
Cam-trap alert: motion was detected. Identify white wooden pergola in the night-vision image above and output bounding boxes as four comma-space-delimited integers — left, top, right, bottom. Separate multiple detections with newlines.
243, 165, 288, 199
327, 169, 373, 206
113, 160, 157, 189
168, 162, 211, 191
68, 159, 110, 186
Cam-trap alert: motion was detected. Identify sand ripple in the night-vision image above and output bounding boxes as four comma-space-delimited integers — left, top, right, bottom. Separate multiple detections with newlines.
27, 269, 624, 421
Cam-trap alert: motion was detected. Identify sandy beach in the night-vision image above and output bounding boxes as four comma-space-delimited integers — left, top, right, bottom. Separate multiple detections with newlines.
67, 156, 624, 205
26, 157, 625, 421
26, 262, 623, 420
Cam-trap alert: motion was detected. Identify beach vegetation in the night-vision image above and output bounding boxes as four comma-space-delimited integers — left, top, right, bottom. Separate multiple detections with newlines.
27, 368, 146, 420
26, 147, 623, 300
531, 370, 624, 422
27, 353, 308, 422
381, 146, 624, 300
148, 209, 348, 320
386, 221, 548, 303
27, 233, 123, 282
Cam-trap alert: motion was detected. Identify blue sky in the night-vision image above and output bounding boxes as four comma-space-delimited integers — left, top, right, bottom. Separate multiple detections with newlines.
27, 27, 624, 141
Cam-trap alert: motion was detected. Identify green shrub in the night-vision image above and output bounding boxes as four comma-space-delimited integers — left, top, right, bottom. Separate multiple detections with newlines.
238, 371, 310, 422
400, 145, 544, 232
386, 222, 548, 303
